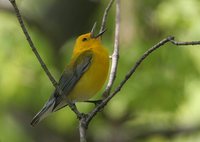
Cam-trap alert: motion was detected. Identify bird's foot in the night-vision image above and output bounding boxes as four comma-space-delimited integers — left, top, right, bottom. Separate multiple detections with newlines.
84, 99, 103, 106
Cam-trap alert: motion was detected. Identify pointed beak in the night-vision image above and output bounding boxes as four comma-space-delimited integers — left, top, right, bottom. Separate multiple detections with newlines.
90, 22, 107, 39
93, 29, 107, 39
90, 22, 97, 38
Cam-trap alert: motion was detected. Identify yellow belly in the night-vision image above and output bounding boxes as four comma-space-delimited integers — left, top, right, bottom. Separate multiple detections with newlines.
67, 49, 109, 102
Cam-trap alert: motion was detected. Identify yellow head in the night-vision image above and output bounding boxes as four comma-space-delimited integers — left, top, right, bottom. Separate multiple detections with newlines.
74, 23, 106, 52
74, 33, 101, 51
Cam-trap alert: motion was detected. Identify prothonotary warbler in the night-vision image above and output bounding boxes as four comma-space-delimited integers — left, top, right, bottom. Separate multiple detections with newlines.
31, 25, 109, 126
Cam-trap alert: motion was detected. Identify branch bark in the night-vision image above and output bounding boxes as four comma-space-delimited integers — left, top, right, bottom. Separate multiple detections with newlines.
103, 0, 120, 98
99, 0, 115, 33
79, 118, 87, 142
85, 0, 120, 125
86, 36, 200, 126
8, 0, 82, 118
8, 0, 59, 91
79, 0, 117, 141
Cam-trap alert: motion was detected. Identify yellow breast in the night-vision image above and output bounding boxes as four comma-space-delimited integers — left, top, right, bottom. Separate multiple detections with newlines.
68, 46, 109, 102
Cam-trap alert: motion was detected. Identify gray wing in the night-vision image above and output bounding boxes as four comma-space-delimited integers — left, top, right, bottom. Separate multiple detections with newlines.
52, 50, 93, 110
30, 50, 93, 126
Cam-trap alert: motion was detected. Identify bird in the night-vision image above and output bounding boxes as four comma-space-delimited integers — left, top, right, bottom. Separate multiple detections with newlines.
30, 24, 109, 126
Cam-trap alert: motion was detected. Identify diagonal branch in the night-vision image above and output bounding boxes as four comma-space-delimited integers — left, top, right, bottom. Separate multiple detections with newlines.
86, 35, 200, 126
106, 36, 174, 102
8, 0, 81, 117
8, 0, 59, 92
86, 36, 174, 125
99, 0, 115, 33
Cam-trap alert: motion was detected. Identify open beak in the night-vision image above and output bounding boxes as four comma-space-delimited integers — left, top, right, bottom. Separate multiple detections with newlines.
90, 22, 107, 39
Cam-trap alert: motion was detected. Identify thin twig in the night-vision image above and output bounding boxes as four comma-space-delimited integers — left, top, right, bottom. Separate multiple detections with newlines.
170, 39, 200, 45
8, 0, 81, 117
8, 0, 59, 92
99, 0, 115, 33
77, 1, 117, 140
86, 36, 174, 125
87, 36, 200, 125
103, 0, 120, 98
86, 0, 120, 125
107, 36, 175, 101
78, 0, 117, 140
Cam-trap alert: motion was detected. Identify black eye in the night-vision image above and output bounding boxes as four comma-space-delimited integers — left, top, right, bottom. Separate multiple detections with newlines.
82, 38, 87, 42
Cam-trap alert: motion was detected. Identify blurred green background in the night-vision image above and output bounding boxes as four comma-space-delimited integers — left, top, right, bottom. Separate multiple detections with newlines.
1, 0, 200, 141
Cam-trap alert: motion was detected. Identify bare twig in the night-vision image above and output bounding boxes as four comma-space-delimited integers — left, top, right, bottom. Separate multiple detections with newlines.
86, 0, 120, 125
8, 0, 60, 93
99, 0, 115, 33
87, 36, 200, 126
109, 36, 175, 100
8, 0, 82, 117
170, 39, 200, 45
86, 36, 174, 125
103, 0, 120, 98
78, 0, 117, 141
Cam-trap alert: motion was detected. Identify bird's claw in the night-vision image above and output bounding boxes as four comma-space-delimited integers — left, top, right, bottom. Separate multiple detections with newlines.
84, 99, 103, 106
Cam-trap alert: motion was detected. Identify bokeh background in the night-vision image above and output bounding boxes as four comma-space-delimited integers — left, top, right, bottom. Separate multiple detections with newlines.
1, 0, 200, 141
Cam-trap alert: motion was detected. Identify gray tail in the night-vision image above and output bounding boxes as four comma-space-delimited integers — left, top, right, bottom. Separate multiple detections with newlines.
31, 96, 68, 127
31, 99, 55, 127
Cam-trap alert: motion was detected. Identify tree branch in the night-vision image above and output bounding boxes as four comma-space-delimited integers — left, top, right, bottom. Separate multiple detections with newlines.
99, 0, 115, 33
86, 36, 174, 125
8, 0, 82, 117
79, 118, 87, 142
78, 0, 117, 141
8, 0, 59, 92
85, 0, 120, 125
103, 0, 120, 98
86, 35, 200, 127
170, 39, 200, 45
